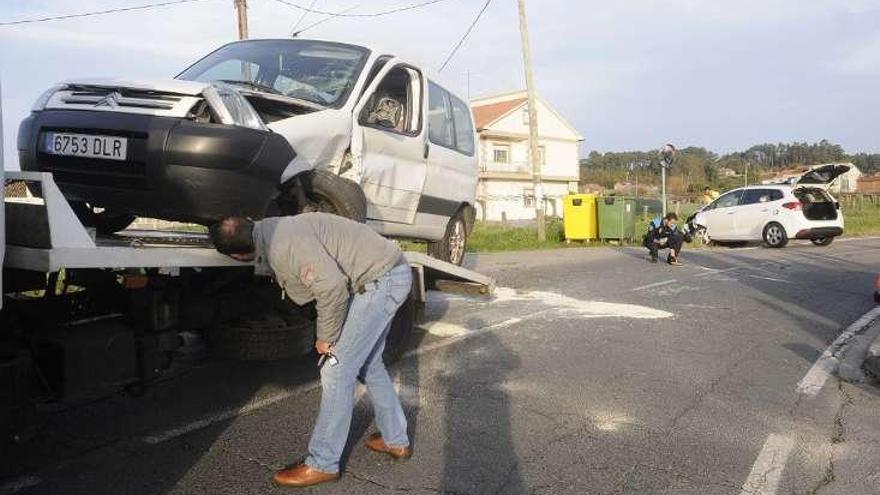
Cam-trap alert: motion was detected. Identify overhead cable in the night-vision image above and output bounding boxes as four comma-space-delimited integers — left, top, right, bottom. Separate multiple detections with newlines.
0, 0, 210, 26
438, 0, 491, 72
271, 0, 447, 18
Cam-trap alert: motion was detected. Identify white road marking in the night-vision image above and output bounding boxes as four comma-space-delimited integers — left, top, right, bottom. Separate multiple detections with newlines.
695, 266, 741, 277
797, 306, 880, 396
632, 279, 677, 292
0, 476, 41, 495
745, 275, 792, 284
740, 434, 795, 495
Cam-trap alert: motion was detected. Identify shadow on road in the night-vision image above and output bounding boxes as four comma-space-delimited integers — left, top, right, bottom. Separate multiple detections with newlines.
440, 331, 525, 494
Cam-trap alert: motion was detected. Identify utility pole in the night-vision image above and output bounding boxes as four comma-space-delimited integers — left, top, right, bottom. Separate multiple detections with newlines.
517, 0, 545, 241
234, 0, 248, 40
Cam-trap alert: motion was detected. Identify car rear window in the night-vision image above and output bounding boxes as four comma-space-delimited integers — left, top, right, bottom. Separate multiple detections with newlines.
741, 189, 782, 205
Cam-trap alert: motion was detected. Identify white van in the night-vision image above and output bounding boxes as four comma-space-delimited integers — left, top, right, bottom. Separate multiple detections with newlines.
19, 39, 478, 264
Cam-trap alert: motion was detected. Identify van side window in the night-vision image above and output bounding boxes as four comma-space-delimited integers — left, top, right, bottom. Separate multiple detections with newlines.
428, 81, 455, 148
449, 94, 475, 156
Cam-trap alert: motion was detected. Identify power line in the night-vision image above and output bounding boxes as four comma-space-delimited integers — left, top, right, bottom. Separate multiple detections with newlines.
270, 0, 447, 18
289, 0, 319, 34
0, 0, 210, 27
293, 3, 360, 36
438, 0, 491, 72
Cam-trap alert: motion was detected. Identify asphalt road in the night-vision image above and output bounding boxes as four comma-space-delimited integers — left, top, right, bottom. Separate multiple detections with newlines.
2, 237, 879, 495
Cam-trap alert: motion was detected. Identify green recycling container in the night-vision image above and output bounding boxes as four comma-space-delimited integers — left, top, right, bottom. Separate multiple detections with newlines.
635, 199, 664, 224
598, 196, 637, 241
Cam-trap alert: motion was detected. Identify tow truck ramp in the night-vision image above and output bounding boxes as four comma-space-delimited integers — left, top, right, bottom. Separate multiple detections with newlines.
3, 171, 494, 301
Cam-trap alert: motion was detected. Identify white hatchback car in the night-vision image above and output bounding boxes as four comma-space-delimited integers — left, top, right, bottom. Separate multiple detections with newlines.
691, 164, 851, 248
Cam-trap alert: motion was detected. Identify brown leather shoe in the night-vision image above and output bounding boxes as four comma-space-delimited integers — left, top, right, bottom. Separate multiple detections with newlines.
365, 433, 412, 460
273, 462, 339, 487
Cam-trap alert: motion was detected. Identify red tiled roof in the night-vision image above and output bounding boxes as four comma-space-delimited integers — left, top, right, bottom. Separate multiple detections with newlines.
472, 98, 526, 130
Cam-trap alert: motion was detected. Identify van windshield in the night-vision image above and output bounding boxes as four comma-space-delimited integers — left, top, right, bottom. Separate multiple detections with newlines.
177, 40, 368, 107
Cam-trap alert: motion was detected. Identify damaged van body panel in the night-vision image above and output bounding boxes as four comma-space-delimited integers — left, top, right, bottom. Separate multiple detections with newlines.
18, 38, 478, 264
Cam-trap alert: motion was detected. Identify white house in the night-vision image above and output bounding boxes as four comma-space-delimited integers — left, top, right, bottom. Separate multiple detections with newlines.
471, 91, 583, 222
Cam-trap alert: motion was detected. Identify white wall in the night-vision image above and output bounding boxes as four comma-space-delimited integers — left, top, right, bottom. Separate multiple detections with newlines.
477, 180, 575, 221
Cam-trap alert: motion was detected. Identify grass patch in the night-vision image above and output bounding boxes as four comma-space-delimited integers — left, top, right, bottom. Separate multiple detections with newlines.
843, 202, 880, 236
467, 218, 586, 253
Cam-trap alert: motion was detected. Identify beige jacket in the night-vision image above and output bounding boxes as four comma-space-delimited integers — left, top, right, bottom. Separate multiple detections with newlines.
253, 213, 404, 343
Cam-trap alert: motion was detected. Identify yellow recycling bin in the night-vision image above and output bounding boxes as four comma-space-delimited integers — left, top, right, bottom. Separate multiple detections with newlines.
563, 194, 598, 241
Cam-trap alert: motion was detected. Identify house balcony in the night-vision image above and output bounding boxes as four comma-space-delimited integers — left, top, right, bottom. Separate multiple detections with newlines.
479, 161, 533, 179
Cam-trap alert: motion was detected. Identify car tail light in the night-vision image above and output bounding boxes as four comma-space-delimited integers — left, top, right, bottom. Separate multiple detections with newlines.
782, 202, 802, 210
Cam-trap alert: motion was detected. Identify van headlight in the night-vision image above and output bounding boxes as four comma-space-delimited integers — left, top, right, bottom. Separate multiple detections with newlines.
31, 84, 66, 111
204, 82, 266, 131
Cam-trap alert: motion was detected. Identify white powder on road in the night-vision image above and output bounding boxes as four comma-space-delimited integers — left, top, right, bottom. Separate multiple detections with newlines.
490, 287, 673, 319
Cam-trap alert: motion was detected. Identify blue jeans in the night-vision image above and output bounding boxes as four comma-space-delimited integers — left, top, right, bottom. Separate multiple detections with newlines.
305, 263, 412, 473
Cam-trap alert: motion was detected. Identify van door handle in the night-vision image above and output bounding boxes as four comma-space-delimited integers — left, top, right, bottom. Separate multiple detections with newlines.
424, 143, 430, 159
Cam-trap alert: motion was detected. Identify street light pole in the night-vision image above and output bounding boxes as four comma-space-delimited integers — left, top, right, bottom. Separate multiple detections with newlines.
234, 0, 248, 40
517, 0, 545, 241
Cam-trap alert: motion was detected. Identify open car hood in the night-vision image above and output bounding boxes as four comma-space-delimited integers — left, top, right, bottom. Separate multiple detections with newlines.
794, 163, 852, 189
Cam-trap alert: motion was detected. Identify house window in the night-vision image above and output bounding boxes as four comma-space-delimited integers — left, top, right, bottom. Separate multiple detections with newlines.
493, 145, 510, 164
523, 187, 535, 208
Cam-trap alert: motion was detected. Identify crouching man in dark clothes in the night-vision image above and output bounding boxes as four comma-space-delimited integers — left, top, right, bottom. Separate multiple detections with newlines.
645, 212, 684, 266
210, 212, 413, 488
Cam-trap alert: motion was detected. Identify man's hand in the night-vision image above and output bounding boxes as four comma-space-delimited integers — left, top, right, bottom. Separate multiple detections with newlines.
316, 339, 333, 355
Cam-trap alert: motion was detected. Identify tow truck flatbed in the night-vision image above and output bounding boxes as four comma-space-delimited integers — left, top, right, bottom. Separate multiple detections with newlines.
4, 171, 495, 300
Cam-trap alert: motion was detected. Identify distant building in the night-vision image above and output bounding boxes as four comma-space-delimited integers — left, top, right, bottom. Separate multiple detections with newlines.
471, 91, 583, 221
858, 175, 880, 193
719, 167, 738, 177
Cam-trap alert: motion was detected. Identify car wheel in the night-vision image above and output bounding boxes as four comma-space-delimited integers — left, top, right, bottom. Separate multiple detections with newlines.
279, 170, 367, 222
811, 237, 834, 246
71, 201, 136, 235
694, 226, 711, 246
763, 222, 788, 248
427, 209, 468, 266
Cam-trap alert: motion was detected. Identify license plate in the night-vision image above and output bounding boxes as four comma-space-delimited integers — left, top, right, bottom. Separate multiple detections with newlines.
44, 132, 128, 161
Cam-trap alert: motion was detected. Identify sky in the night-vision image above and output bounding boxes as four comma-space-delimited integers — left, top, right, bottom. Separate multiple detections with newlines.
1, 0, 879, 169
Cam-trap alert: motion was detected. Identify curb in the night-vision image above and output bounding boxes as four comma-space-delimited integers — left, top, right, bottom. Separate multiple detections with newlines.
864, 320, 880, 379
838, 308, 880, 383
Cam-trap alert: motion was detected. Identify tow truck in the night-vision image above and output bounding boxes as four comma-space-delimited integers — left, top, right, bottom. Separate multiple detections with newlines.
0, 95, 494, 439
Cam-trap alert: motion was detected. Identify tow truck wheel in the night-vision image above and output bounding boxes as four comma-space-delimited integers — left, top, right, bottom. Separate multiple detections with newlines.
427, 210, 469, 266
211, 312, 315, 361
70, 201, 136, 235
279, 170, 367, 223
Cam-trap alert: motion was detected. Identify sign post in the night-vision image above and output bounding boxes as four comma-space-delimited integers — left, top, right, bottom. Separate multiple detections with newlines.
658, 144, 677, 217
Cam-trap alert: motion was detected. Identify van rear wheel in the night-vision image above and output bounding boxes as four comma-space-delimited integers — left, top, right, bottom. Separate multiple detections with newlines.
811, 237, 834, 247
763, 222, 788, 248
427, 210, 468, 266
